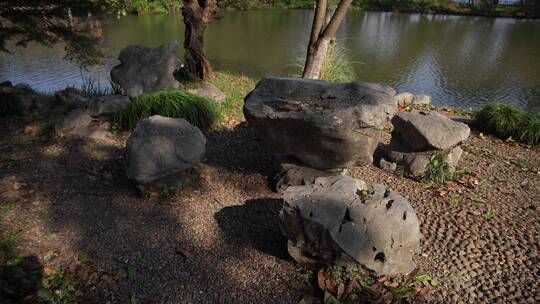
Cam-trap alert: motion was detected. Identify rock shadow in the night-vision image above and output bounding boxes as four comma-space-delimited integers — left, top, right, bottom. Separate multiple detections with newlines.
214, 198, 290, 261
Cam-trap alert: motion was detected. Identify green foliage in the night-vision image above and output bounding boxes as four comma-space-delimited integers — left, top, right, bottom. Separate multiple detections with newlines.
473, 103, 524, 139
517, 112, 540, 147
0, 85, 37, 117
127, 0, 182, 14
292, 42, 357, 83
482, 210, 495, 220
113, 89, 221, 131
473, 103, 539, 147
320, 44, 358, 83
422, 152, 455, 185
211, 71, 256, 122
79, 75, 124, 97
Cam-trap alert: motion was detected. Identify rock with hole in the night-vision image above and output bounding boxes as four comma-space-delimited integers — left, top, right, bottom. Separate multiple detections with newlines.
280, 176, 421, 276
125, 115, 206, 184
243, 77, 396, 170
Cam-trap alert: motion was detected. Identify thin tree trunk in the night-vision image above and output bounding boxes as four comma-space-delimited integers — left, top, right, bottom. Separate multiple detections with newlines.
302, 0, 352, 80
182, 0, 217, 80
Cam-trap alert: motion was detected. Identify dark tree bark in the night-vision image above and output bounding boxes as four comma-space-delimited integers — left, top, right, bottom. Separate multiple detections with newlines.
302, 0, 352, 80
182, 0, 217, 81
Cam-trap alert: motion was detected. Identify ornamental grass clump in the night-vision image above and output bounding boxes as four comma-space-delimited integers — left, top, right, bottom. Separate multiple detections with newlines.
517, 112, 540, 146
473, 103, 539, 147
113, 89, 220, 132
472, 103, 524, 139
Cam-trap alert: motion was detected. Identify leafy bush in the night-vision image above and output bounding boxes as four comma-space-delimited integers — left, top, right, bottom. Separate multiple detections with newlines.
517, 112, 540, 146
472, 103, 539, 147
0, 85, 36, 117
472, 103, 524, 139
113, 89, 221, 131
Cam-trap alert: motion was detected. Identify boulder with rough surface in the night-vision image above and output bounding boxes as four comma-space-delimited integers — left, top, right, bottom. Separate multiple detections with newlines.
125, 116, 206, 184
385, 110, 470, 176
55, 88, 89, 108
243, 77, 397, 169
280, 176, 421, 276
111, 41, 182, 98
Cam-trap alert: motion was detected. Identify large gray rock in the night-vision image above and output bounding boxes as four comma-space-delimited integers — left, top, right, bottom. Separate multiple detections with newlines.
125, 116, 206, 184
391, 110, 470, 151
280, 176, 421, 276
111, 41, 182, 98
243, 77, 397, 170
87, 95, 130, 117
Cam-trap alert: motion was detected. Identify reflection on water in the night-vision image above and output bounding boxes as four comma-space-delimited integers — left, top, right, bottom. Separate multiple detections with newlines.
1, 10, 539, 110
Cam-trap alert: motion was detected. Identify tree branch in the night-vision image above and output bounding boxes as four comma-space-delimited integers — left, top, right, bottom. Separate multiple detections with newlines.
321, 0, 352, 39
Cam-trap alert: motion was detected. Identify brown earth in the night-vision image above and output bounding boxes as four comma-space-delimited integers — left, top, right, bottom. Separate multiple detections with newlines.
0, 112, 539, 303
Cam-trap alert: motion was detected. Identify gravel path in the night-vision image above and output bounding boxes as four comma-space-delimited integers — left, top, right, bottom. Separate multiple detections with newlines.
0, 115, 539, 303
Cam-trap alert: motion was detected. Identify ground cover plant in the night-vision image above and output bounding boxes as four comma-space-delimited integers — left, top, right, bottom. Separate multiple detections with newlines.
113, 89, 221, 131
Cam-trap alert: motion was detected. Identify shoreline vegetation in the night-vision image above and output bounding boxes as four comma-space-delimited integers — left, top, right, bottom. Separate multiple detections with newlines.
117, 0, 540, 18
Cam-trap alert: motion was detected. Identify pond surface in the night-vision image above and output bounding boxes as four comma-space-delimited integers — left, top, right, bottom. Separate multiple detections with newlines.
1, 10, 539, 110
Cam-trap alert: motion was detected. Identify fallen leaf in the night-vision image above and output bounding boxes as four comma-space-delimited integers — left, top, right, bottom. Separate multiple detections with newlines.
43, 266, 55, 276
326, 277, 337, 294
317, 270, 326, 290
336, 283, 345, 300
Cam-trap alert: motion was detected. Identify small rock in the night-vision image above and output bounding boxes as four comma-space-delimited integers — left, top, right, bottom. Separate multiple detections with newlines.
413, 94, 431, 105
187, 82, 226, 103
379, 158, 397, 172
86, 95, 130, 117
394, 92, 414, 106
55, 109, 92, 137
55, 87, 89, 108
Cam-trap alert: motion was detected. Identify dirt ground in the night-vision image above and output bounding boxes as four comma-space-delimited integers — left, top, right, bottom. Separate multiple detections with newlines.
1, 113, 539, 303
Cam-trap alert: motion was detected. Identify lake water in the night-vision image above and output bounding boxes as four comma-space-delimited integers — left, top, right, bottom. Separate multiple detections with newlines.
1, 10, 539, 111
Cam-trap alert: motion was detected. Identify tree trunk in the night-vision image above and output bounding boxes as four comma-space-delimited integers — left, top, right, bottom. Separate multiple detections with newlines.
302, 0, 352, 80
182, 0, 217, 81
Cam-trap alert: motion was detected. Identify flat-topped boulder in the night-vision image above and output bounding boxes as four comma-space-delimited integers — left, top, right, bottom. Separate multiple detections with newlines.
385, 110, 470, 176
125, 116, 206, 184
111, 41, 182, 98
391, 110, 470, 151
243, 77, 397, 169
280, 176, 421, 276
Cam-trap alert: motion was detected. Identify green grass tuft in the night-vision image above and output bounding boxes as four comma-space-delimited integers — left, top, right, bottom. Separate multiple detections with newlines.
472, 103, 524, 139
113, 89, 221, 131
517, 112, 540, 147
422, 152, 455, 185
320, 43, 358, 83
473, 103, 539, 147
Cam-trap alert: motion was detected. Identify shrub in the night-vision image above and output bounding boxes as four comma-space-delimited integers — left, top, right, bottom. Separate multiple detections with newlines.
113, 89, 221, 131
0, 85, 36, 117
517, 112, 540, 147
472, 103, 524, 140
